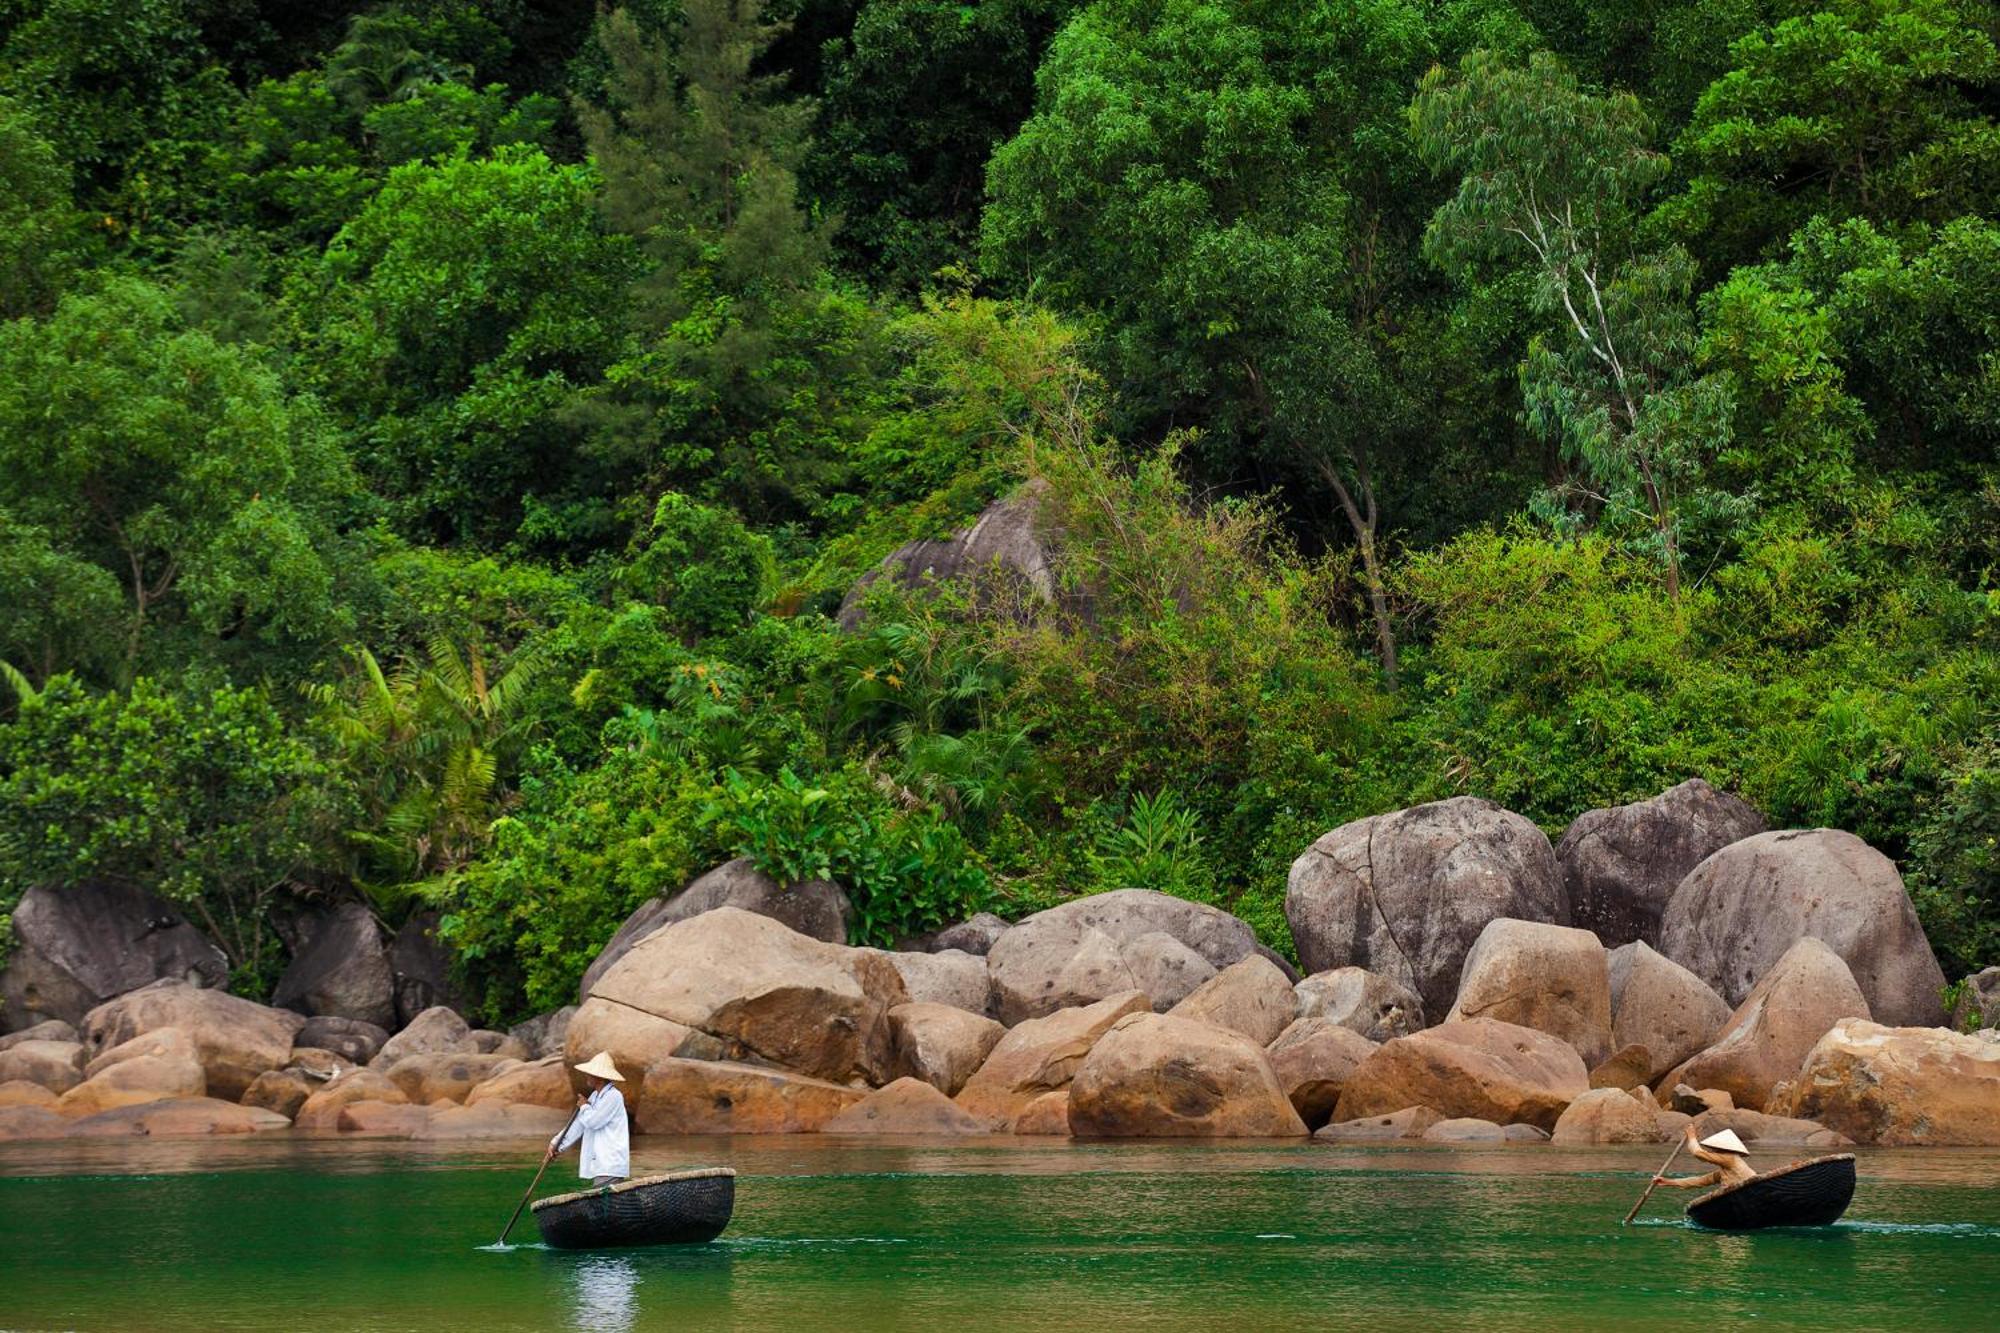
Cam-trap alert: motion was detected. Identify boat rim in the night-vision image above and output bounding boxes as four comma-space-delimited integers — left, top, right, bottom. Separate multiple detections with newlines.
1686, 1152, 1855, 1211
532, 1166, 737, 1212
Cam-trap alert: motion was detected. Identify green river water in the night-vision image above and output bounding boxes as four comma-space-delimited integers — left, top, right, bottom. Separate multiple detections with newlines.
1, 1136, 1995, 1330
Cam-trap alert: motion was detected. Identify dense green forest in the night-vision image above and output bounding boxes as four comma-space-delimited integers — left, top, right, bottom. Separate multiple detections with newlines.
0, 0, 1995, 1022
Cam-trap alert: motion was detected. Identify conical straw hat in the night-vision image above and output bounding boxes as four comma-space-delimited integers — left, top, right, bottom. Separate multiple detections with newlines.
1698, 1129, 1749, 1155
573, 1051, 625, 1082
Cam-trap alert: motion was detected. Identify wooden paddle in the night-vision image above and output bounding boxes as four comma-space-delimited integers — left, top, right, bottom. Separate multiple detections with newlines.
1623, 1137, 1687, 1225
495, 1103, 581, 1246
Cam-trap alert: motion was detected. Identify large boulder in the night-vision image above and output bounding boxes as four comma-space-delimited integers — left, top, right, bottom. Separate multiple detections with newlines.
636, 1058, 863, 1134
241, 1068, 315, 1120
1265, 1018, 1378, 1129
1333, 1017, 1589, 1131
81, 1027, 201, 1079
417, 1102, 571, 1140
586, 908, 908, 1085
387, 912, 464, 1028
295, 1016, 388, 1067
1556, 780, 1766, 947
1550, 1088, 1667, 1145
837, 480, 1056, 631
985, 890, 1277, 1024
0, 1106, 68, 1140
1011, 1090, 1071, 1136
372, 1006, 475, 1066
928, 913, 1011, 957
1314, 1105, 1444, 1143
69, 1097, 290, 1138
1423, 1117, 1508, 1143
1688, 1105, 1851, 1147
81, 980, 303, 1101
872, 949, 992, 1016
269, 903, 396, 1029
57, 1052, 207, 1116
1776, 1019, 2000, 1145
1293, 968, 1425, 1042
823, 1077, 987, 1135
0, 1018, 77, 1052
466, 1055, 575, 1111
1285, 798, 1566, 1020
0, 882, 228, 1031
1445, 919, 1613, 1066
0, 1080, 58, 1109
293, 1068, 409, 1129
334, 1101, 433, 1137
889, 1003, 1005, 1097
381, 1052, 515, 1105
1166, 956, 1296, 1046
1067, 1012, 1308, 1138
577, 859, 854, 1001
560, 998, 693, 1088
1659, 829, 1948, 1026
1119, 932, 1217, 1011
1607, 942, 1731, 1082
507, 1006, 576, 1060
1664, 937, 1872, 1112
955, 991, 1150, 1127
0, 1039, 85, 1093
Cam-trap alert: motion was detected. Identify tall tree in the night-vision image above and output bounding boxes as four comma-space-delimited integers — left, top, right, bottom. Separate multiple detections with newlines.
1413, 49, 1733, 601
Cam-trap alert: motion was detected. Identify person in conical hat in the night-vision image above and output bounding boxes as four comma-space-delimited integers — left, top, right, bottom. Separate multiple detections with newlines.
1652, 1123, 1758, 1190
543, 1051, 630, 1187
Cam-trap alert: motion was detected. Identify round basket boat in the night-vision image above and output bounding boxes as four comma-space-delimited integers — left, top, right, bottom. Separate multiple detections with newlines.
531, 1167, 736, 1250
1686, 1154, 1856, 1231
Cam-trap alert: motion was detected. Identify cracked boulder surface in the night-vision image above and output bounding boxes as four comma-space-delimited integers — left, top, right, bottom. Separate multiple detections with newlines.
1285, 797, 1567, 1021
573, 907, 908, 1086
1556, 779, 1766, 949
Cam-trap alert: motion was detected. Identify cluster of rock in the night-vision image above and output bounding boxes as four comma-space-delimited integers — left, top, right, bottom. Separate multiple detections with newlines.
2, 782, 1995, 1148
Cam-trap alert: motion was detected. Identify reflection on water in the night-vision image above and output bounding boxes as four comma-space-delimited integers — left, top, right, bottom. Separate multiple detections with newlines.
567, 1255, 638, 1333
0, 1137, 1995, 1331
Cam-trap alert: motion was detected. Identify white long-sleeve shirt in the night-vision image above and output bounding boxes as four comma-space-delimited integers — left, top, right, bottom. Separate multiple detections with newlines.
551, 1084, 629, 1181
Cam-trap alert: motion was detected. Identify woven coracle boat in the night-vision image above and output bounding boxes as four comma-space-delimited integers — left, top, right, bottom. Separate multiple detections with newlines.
1686, 1154, 1856, 1231
532, 1167, 736, 1249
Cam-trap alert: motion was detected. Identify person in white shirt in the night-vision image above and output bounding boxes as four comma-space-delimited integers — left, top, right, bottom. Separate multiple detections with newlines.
543, 1051, 630, 1187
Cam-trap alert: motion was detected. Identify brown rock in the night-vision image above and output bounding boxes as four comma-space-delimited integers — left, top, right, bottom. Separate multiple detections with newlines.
1166, 957, 1296, 1045
1313, 1106, 1443, 1142
1608, 942, 1731, 1082
985, 890, 1274, 1024
335, 1100, 433, 1137
578, 859, 854, 1001
1266, 1018, 1377, 1130
1775, 1019, 2000, 1145
1011, 1090, 1071, 1136
1293, 968, 1425, 1042
929, 913, 1011, 957
561, 996, 693, 1088
1423, 1117, 1507, 1143
0, 1080, 58, 1109
81, 980, 303, 1101
294, 1069, 410, 1130
71, 1097, 290, 1138
1660, 828, 1948, 1025
381, 1052, 515, 1105
1666, 1084, 1734, 1115
0, 1019, 78, 1052
823, 1077, 987, 1135
1286, 797, 1567, 1020
1689, 1106, 1849, 1147
507, 1006, 576, 1061
271, 901, 396, 1029
636, 1058, 862, 1134
1333, 1018, 1589, 1131
1446, 919, 1613, 1066
57, 1053, 206, 1116
83, 1026, 201, 1080
1067, 1012, 1308, 1138
889, 1003, 1005, 1097
0, 1039, 85, 1093
1588, 1044, 1654, 1090
0, 1105, 68, 1140
1503, 1122, 1549, 1142
1557, 779, 1766, 947
241, 1068, 315, 1119
286, 1047, 349, 1079
589, 908, 907, 1085
295, 1016, 388, 1066
954, 991, 1150, 1128
1118, 932, 1217, 1011
0, 881, 227, 1030
469, 1030, 532, 1061
417, 1102, 571, 1140
1664, 937, 1871, 1111
372, 1006, 474, 1066
466, 1056, 575, 1111
1551, 1088, 1667, 1145
871, 948, 992, 1016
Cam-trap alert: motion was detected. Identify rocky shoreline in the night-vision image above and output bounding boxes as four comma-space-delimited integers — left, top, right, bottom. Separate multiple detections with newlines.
1, 782, 1995, 1148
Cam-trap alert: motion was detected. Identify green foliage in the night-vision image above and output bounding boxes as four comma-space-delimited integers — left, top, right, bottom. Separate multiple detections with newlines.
624, 493, 774, 636
0, 675, 344, 990
0, 277, 357, 681
0, 94, 76, 316
1909, 734, 2000, 976
1089, 789, 1212, 898
701, 765, 994, 947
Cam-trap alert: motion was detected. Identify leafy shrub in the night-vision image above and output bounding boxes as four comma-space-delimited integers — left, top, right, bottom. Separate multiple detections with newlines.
623, 493, 774, 637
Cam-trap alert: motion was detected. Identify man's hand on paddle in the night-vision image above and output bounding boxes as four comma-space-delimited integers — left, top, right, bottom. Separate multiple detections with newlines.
542, 1141, 557, 1166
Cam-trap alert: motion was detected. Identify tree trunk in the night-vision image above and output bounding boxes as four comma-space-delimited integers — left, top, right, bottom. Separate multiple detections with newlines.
1321, 460, 1399, 690
1634, 457, 1681, 603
